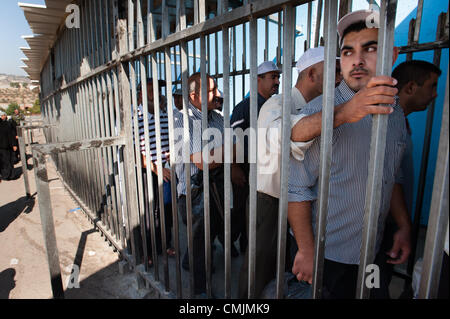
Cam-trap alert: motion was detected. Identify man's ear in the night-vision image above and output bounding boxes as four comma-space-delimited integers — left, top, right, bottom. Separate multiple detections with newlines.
308, 67, 316, 82
392, 46, 399, 66
404, 81, 416, 95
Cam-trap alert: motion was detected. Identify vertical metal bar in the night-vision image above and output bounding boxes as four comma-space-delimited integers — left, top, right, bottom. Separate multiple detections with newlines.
275, 3, 295, 299
314, 0, 323, 48
357, 0, 398, 299
32, 149, 64, 299
221, 0, 231, 299
277, 11, 282, 65
265, 16, 269, 61
306, 2, 312, 50
117, 16, 142, 266
178, 0, 195, 298
149, 0, 170, 288
413, 0, 424, 43
311, 0, 338, 299
136, 0, 154, 276
247, 16, 258, 299
198, 19, 212, 299
165, 41, 182, 300
418, 68, 449, 299
407, 12, 446, 283
18, 127, 31, 198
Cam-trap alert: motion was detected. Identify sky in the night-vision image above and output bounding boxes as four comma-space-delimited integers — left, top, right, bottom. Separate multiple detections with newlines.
0, 0, 45, 76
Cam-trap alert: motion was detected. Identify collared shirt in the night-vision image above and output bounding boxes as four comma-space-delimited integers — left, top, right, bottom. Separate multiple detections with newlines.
288, 80, 407, 265
137, 105, 170, 164
174, 102, 224, 196
257, 87, 312, 198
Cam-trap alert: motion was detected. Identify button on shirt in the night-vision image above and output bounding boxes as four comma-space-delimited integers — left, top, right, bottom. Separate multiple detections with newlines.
257, 87, 312, 198
288, 80, 407, 265
174, 102, 224, 197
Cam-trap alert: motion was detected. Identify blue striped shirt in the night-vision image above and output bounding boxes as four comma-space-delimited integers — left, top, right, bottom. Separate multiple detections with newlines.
173, 102, 224, 196
288, 80, 408, 264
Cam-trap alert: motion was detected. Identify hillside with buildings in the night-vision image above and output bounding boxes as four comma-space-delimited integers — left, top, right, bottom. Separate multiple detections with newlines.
0, 73, 39, 110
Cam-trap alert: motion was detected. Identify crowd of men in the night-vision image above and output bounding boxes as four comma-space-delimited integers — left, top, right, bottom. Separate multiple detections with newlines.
0, 109, 23, 182
135, 9, 447, 299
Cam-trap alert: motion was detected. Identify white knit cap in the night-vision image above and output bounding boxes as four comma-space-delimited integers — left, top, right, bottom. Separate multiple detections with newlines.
257, 61, 282, 75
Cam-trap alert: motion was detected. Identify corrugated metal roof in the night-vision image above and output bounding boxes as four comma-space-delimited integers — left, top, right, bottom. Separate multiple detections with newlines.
19, 1, 72, 81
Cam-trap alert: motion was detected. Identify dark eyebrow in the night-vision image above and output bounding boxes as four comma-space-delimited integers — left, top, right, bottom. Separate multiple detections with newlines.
341, 45, 353, 51
362, 40, 378, 47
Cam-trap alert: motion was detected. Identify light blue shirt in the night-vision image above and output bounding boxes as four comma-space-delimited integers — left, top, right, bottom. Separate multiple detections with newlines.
288, 80, 408, 264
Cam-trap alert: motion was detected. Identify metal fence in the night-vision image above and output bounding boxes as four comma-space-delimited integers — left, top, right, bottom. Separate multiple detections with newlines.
21, 0, 449, 299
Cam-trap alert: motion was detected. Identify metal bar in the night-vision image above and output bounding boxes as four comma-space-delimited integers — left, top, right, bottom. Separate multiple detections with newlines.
32, 149, 64, 299
137, 0, 154, 276
418, 68, 449, 298
199, 25, 213, 298
18, 127, 31, 198
311, 0, 338, 299
413, 0, 424, 43
165, 40, 182, 299
117, 17, 142, 267
150, 25, 171, 295
178, 0, 195, 298
275, 3, 295, 299
247, 16, 258, 299
314, 0, 323, 48
357, 0, 398, 299
221, 0, 231, 299
407, 12, 446, 283
306, 1, 312, 49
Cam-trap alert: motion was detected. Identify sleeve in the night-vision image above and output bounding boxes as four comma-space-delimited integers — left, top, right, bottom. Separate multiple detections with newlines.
287, 138, 320, 203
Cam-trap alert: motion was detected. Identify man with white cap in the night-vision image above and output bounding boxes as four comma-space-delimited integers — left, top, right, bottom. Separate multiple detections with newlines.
230, 61, 282, 258
237, 49, 341, 298
288, 9, 411, 298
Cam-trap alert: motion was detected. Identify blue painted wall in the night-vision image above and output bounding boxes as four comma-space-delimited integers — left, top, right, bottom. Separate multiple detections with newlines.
393, 0, 449, 225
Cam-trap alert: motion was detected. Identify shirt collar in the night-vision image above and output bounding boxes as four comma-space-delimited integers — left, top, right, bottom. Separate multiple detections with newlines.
292, 87, 307, 112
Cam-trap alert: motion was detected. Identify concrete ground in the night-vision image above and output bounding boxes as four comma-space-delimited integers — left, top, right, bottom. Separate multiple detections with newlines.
0, 126, 153, 299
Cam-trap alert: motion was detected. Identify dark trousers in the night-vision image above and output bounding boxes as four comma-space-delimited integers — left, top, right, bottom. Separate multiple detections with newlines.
232, 181, 249, 246
321, 249, 391, 299
0, 149, 13, 180
178, 194, 223, 294
142, 170, 173, 257
238, 192, 292, 298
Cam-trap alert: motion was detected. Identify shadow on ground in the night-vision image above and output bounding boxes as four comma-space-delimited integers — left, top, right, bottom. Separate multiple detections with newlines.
0, 268, 16, 299
0, 195, 35, 232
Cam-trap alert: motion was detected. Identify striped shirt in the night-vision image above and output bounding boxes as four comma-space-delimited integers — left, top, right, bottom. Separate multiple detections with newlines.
137, 105, 170, 164
173, 102, 224, 196
288, 80, 408, 265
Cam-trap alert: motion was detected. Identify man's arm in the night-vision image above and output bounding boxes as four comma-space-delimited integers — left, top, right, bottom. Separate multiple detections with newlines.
288, 201, 315, 284
291, 76, 398, 143
387, 183, 411, 264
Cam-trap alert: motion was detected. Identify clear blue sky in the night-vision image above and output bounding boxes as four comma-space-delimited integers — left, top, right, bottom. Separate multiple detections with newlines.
0, 0, 45, 76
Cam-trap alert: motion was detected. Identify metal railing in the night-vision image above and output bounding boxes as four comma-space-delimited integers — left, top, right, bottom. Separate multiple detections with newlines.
27, 0, 449, 299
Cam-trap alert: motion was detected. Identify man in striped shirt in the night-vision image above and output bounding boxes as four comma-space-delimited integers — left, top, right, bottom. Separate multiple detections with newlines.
288, 10, 411, 298
137, 78, 175, 264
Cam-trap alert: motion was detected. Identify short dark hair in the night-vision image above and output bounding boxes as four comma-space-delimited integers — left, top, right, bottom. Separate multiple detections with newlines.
137, 78, 166, 94
340, 21, 370, 47
392, 60, 442, 91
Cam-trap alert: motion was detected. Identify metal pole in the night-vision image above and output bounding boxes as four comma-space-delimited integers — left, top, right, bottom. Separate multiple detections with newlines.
357, 0, 398, 299
418, 68, 449, 299
311, 0, 338, 299
275, 3, 295, 299
18, 127, 31, 198
32, 148, 64, 299
247, 15, 258, 299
